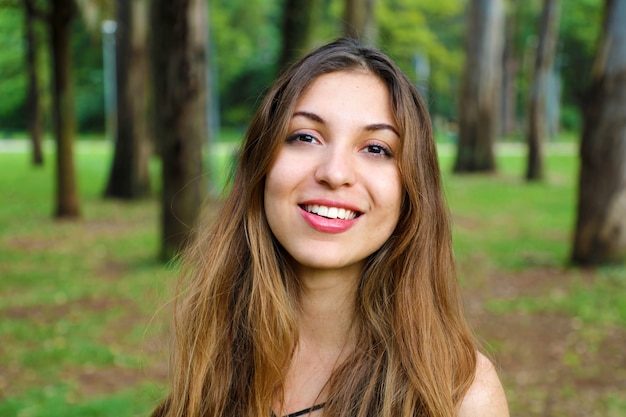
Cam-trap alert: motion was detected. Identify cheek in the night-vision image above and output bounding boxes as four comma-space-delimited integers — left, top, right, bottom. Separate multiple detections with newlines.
264, 159, 294, 226
264, 171, 281, 213
375, 169, 403, 212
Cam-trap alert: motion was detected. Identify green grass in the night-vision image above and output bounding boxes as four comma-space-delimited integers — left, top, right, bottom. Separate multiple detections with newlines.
0, 143, 176, 416
440, 149, 578, 270
1, 139, 625, 416
486, 267, 626, 328
0, 383, 162, 417
439, 145, 626, 328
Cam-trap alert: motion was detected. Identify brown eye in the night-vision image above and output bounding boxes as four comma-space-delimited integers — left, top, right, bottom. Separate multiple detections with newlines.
286, 133, 319, 144
364, 144, 393, 157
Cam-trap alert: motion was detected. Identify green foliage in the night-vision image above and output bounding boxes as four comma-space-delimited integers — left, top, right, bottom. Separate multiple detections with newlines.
560, 104, 582, 131
210, 0, 282, 127
0, 2, 106, 133
510, 0, 603, 127
378, 0, 464, 119
0, 0, 608, 137
72, 17, 106, 132
0, 6, 27, 132
558, 0, 603, 105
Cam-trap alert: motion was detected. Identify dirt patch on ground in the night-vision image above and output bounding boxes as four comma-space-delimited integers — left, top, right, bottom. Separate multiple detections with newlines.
2, 296, 137, 325
61, 360, 169, 399
95, 259, 130, 281
463, 266, 626, 417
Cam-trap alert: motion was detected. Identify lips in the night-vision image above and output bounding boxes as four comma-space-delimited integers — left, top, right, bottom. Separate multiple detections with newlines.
301, 204, 360, 220
297, 202, 362, 234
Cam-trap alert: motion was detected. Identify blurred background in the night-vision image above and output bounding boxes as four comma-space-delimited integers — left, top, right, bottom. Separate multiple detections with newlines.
0, 0, 625, 416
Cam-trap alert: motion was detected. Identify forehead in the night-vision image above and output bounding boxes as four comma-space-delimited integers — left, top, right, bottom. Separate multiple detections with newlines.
292, 71, 396, 124
298, 70, 387, 99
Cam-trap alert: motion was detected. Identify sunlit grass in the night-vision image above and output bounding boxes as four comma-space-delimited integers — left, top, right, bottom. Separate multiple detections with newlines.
440, 147, 578, 271
0, 143, 173, 415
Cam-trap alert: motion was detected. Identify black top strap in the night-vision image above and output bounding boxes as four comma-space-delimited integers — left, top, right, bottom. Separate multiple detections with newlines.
271, 402, 326, 417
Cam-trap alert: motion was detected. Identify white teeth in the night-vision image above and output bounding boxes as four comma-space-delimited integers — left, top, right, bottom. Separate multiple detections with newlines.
304, 204, 357, 220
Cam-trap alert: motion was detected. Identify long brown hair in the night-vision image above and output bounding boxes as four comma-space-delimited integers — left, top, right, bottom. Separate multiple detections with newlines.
153, 38, 476, 417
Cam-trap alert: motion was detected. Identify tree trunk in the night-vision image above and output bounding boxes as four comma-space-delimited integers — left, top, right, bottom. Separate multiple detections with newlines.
453, 0, 504, 173
572, 0, 626, 265
104, 0, 152, 199
50, 0, 80, 218
24, 0, 44, 166
277, 0, 317, 71
343, 0, 377, 43
500, 5, 519, 137
151, 0, 207, 261
526, 0, 560, 181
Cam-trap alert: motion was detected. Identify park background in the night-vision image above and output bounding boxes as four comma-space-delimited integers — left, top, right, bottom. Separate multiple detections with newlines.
1, 0, 625, 416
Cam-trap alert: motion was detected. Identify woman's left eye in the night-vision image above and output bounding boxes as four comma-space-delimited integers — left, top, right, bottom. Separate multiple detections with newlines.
364, 144, 393, 157
286, 133, 319, 144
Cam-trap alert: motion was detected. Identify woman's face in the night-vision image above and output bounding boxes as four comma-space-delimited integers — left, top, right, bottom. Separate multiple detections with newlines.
264, 70, 403, 277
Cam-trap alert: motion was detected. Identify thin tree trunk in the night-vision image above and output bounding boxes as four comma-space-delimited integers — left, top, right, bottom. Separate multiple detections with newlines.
151, 0, 207, 261
104, 0, 152, 199
500, 6, 519, 137
572, 0, 626, 264
50, 0, 80, 218
278, 0, 317, 71
526, 0, 560, 181
24, 0, 44, 166
343, 0, 377, 43
453, 0, 504, 173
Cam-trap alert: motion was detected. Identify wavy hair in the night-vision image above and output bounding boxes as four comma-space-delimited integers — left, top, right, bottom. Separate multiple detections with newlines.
152, 38, 476, 417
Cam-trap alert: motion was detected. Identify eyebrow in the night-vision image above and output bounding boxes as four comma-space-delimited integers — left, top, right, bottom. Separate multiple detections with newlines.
292, 111, 400, 137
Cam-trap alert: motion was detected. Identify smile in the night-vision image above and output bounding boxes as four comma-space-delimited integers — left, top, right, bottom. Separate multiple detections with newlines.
301, 204, 360, 220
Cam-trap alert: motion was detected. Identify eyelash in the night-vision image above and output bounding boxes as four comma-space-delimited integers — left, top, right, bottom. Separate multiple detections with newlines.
286, 133, 394, 158
286, 133, 318, 144
365, 143, 394, 158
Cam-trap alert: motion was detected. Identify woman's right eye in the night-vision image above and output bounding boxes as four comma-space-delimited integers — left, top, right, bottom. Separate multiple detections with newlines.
286, 133, 318, 144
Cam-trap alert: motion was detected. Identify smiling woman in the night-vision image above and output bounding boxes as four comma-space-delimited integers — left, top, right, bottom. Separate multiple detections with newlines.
264, 71, 402, 275
150, 38, 509, 417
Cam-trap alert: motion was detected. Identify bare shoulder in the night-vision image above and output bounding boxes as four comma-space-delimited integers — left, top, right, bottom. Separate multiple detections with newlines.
457, 352, 510, 417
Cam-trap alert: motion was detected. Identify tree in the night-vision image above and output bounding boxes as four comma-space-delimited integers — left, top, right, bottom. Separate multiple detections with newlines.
151, 0, 208, 261
453, 0, 504, 173
571, 0, 626, 265
343, 0, 377, 43
525, 0, 560, 181
500, 1, 520, 137
277, 0, 318, 71
49, 0, 80, 218
557, 0, 602, 132
103, 0, 152, 199
23, 0, 44, 166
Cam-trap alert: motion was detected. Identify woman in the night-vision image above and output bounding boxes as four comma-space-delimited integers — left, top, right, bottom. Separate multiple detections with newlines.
152, 38, 509, 417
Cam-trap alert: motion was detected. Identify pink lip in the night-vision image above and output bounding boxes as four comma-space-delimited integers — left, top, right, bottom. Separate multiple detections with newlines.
298, 199, 362, 234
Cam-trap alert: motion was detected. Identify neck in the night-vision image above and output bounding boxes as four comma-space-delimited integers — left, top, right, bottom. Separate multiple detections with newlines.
295, 265, 360, 352
275, 266, 360, 416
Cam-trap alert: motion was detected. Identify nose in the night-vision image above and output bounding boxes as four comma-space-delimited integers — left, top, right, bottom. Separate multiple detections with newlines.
314, 145, 356, 188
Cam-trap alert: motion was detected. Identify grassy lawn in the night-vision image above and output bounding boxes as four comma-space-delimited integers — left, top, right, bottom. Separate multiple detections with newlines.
0, 142, 174, 417
0, 139, 625, 416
